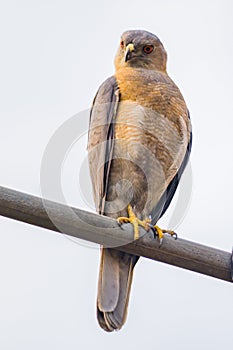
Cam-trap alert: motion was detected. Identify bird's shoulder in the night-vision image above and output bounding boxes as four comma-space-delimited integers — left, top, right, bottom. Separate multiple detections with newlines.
88, 75, 120, 152
89, 76, 119, 131
92, 76, 118, 106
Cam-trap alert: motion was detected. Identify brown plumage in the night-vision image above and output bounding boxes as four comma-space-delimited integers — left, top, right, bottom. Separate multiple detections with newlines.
88, 29, 192, 332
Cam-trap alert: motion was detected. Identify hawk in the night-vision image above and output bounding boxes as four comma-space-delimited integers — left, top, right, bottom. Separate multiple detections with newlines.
88, 30, 192, 332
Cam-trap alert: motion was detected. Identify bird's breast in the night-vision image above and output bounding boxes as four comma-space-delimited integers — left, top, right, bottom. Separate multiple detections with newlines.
115, 67, 191, 135
112, 67, 190, 195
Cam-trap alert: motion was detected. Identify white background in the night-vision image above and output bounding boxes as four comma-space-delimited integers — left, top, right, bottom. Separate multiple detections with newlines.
0, 0, 233, 349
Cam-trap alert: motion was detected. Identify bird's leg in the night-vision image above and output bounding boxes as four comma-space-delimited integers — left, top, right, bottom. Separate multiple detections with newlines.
117, 205, 151, 240
150, 225, 177, 245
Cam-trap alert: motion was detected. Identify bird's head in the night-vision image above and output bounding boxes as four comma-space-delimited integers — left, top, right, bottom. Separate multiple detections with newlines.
114, 30, 167, 72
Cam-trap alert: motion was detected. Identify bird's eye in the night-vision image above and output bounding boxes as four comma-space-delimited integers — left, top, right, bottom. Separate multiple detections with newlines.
120, 40, 124, 48
143, 45, 154, 54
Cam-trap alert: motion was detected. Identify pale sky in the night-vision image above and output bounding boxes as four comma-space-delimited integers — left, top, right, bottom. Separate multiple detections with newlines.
0, 0, 233, 349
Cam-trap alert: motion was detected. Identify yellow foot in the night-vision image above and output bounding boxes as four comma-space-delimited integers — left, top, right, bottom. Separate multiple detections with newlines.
117, 205, 151, 240
153, 225, 177, 243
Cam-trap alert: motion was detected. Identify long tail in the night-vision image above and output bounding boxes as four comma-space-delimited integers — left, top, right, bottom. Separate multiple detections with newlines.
97, 248, 138, 332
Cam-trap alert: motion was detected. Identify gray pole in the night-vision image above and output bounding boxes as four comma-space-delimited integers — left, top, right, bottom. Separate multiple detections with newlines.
0, 185, 232, 283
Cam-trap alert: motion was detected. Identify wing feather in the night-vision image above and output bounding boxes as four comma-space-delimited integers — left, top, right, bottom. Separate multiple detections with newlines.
151, 114, 192, 224
88, 76, 120, 214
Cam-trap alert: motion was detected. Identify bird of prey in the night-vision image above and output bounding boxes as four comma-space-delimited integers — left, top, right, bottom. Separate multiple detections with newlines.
88, 29, 192, 332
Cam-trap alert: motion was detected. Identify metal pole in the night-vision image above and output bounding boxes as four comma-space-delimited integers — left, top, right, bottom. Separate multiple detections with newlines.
0, 185, 232, 283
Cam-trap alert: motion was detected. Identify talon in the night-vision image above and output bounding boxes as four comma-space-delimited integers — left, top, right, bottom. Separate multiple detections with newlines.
117, 217, 130, 225
162, 229, 178, 240
117, 205, 151, 240
148, 224, 155, 238
159, 236, 163, 247
172, 232, 178, 240
150, 225, 178, 243
148, 224, 164, 244
154, 225, 164, 240
117, 220, 125, 230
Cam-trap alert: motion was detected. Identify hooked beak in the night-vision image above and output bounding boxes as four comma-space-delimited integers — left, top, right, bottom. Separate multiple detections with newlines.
125, 43, 135, 62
